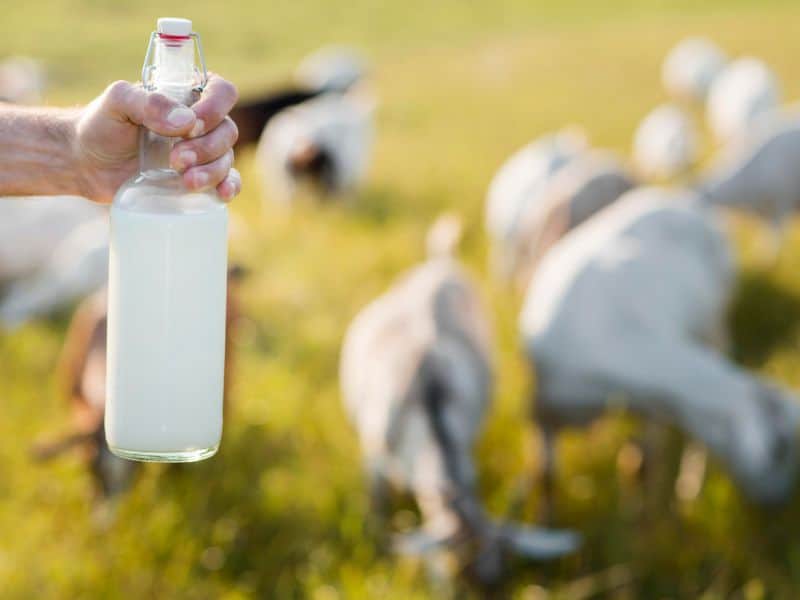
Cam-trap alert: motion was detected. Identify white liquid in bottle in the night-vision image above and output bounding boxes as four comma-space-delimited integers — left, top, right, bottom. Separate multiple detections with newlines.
105, 18, 228, 462
106, 196, 228, 459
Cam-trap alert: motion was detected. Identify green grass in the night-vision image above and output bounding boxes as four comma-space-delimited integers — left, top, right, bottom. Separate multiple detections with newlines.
4, 0, 800, 597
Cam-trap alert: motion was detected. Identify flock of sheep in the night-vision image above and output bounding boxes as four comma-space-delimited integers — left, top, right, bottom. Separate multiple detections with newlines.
341, 36, 800, 584
2, 34, 800, 586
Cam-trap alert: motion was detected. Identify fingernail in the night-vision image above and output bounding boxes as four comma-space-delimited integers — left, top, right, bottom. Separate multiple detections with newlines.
167, 107, 195, 128
178, 150, 197, 169
190, 119, 205, 138
192, 171, 209, 189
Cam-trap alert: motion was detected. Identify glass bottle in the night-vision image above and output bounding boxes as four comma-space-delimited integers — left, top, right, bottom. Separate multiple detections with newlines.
105, 18, 228, 462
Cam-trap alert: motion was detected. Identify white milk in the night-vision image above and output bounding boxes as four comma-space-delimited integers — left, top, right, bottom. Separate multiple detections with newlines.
105, 200, 228, 460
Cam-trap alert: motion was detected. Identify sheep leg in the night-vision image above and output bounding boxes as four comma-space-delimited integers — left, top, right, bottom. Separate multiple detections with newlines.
91, 427, 137, 500
369, 472, 391, 518
675, 442, 708, 502
539, 424, 557, 526
642, 423, 684, 517
366, 466, 393, 545
761, 215, 789, 265
30, 430, 93, 461
505, 472, 535, 521
505, 418, 557, 524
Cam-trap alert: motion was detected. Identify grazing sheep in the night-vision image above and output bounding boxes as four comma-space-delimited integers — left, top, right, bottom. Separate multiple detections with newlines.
229, 46, 366, 150
31, 289, 135, 498
632, 103, 698, 181
32, 267, 246, 497
485, 128, 588, 281
230, 88, 325, 150
340, 215, 579, 584
520, 187, 800, 513
0, 215, 109, 328
661, 37, 727, 104
0, 196, 104, 286
697, 111, 800, 249
255, 91, 374, 204
706, 57, 781, 145
0, 56, 45, 104
503, 150, 636, 288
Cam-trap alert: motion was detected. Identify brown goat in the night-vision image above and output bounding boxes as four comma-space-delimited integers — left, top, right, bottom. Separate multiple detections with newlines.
229, 88, 323, 150
32, 267, 246, 497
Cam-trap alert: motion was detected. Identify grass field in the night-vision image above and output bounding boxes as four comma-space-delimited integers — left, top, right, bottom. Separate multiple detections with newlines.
5, 0, 800, 597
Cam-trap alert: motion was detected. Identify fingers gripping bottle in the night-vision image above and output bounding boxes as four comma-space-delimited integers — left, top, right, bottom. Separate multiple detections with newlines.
105, 18, 228, 462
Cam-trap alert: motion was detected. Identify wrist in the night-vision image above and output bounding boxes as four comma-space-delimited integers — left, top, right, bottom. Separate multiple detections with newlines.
58, 107, 90, 198
0, 104, 85, 199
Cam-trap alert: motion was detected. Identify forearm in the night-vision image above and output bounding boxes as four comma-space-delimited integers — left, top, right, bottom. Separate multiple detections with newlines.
0, 103, 82, 197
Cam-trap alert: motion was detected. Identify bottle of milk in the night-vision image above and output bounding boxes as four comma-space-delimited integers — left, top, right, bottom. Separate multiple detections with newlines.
105, 18, 228, 462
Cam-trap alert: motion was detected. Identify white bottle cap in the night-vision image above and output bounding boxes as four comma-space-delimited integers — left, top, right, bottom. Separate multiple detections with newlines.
157, 17, 193, 36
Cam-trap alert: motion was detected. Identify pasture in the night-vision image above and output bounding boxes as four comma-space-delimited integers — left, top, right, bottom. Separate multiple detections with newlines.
3, 0, 800, 597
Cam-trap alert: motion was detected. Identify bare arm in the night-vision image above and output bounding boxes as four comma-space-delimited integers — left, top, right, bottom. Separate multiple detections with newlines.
0, 104, 82, 197
0, 74, 241, 204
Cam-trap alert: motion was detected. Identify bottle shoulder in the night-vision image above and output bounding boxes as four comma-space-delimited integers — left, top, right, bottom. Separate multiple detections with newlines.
113, 172, 226, 216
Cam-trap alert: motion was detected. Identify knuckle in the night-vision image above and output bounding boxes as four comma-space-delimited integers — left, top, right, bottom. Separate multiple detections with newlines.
226, 117, 239, 145
219, 79, 239, 104
144, 93, 173, 120
215, 152, 234, 174
104, 80, 132, 106
146, 92, 170, 110
206, 165, 226, 185
196, 141, 220, 162
199, 130, 228, 160
203, 104, 226, 127
198, 79, 238, 124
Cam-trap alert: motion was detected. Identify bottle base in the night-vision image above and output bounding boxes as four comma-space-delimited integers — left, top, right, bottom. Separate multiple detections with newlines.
108, 444, 219, 463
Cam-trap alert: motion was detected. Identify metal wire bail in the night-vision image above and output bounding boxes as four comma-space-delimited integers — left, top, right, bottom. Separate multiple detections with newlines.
140, 30, 209, 93
141, 32, 157, 91
191, 33, 209, 93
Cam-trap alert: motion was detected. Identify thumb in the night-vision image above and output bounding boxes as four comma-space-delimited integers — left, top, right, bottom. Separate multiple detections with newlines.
101, 80, 196, 137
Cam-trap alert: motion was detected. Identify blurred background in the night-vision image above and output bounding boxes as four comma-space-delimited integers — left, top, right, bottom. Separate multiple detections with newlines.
4, 0, 800, 597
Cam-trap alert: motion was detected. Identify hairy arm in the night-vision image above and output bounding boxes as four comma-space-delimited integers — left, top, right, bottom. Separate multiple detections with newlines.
0, 75, 240, 204
0, 104, 83, 197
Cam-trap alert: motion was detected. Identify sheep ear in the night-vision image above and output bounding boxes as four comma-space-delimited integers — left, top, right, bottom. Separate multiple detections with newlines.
499, 524, 581, 559
392, 529, 451, 556
348, 85, 378, 115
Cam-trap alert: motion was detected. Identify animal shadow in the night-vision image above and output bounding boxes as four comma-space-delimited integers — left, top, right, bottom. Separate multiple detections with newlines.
728, 269, 800, 367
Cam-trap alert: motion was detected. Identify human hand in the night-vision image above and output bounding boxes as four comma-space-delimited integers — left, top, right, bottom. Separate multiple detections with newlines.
72, 73, 240, 203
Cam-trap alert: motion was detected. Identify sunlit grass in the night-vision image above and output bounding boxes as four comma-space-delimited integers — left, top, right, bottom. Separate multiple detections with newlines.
4, 0, 800, 597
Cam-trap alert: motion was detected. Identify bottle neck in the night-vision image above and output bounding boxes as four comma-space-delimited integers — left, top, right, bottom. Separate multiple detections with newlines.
140, 35, 198, 176
139, 130, 175, 175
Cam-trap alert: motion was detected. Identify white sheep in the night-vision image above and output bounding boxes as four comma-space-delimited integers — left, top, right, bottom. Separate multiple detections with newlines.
697, 110, 800, 250
341, 215, 579, 583
294, 46, 367, 94
0, 56, 45, 104
520, 187, 800, 511
31, 289, 137, 499
706, 57, 781, 145
0, 196, 104, 285
502, 149, 636, 288
485, 128, 588, 281
661, 37, 727, 105
0, 215, 109, 328
255, 91, 374, 205
632, 103, 698, 181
